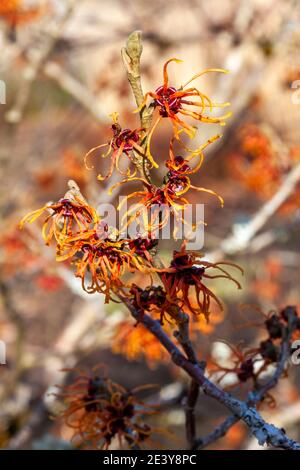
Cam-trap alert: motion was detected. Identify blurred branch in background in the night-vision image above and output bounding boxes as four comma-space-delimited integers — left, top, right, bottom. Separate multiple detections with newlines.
5, 0, 78, 124
208, 161, 300, 262
43, 61, 109, 123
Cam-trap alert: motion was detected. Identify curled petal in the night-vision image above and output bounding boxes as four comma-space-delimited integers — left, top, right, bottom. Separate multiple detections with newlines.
108, 176, 151, 195
163, 58, 183, 89
181, 68, 230, 89
84, 142, 111, 171
190, 184, 224, 207
19, 206, 49, 228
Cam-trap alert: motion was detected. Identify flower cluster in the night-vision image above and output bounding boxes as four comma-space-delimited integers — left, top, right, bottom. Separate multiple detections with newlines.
57, 367, 158, 449
20, 184, 239, 315
19, 182, 159, 302
61, 235, 154, 302
84, 60, 231, 237
20, 56, 242, 327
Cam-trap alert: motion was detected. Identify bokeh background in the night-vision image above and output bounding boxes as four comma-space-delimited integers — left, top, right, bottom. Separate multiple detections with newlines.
1, 0, 300, 450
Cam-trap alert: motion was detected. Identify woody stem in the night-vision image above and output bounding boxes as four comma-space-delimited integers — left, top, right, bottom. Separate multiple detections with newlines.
122, 31, 154, 181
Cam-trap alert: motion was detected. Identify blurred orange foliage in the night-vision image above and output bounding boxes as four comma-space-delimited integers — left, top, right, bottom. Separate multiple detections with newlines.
0, 0, 43, 27
113, 308, 225, 369
229, 124, 300, 213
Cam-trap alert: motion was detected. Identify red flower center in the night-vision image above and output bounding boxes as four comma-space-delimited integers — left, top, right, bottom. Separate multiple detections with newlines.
155, 86, 181, 116
58, 198, 75, 217
166, 175, 188, 194
113, 129, 139, 152
173, 156, 191, 172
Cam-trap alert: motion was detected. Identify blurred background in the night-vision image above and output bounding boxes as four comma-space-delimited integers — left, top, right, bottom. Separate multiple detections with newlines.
0, 0, 300, 450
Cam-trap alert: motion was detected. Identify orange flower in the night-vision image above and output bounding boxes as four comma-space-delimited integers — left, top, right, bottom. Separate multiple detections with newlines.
137, 58, 231, 167
110, 173, 223, 238
161, 242, 243, 320
84, 113, 147, 180
127, 283, 177, 323
19, 183, 159, 303
19, 184, 99, 248
57, 367, 158, 449
109, 129, 223, 237
57, 234, 157, 302
165, 131, 221, 176
19, 197, 98, 248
